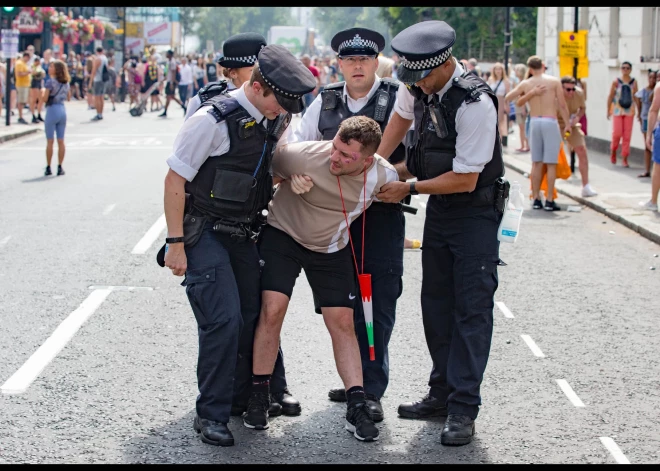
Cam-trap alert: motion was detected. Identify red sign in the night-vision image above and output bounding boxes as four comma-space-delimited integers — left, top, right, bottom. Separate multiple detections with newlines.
12, 8, 44, 35
147, 23, 168, 38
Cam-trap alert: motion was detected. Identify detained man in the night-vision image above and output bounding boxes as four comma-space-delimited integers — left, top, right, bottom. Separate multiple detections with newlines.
243, 116, 398, 441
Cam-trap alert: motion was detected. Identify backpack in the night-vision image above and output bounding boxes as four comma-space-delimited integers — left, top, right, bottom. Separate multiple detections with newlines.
101, 62, 109, 82
618, 77, 634, 109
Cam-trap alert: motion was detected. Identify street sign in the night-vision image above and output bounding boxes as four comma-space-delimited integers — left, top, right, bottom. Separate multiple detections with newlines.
144, 22, 171, 46
1, 28, 19, 58
558, 30, 588, 59
559, 56, 589, 79
125, 22, 143, 38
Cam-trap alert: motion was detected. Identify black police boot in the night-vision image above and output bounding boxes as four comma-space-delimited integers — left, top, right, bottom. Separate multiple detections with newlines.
440, 414, 475, 446
243, 392, 270, 430
328, 387, 347, 402
397, 394, 448, 419
346, 402, 379, 442
193, 415, 234, 447
271, 388, 301, 416
365, 394, 384, 423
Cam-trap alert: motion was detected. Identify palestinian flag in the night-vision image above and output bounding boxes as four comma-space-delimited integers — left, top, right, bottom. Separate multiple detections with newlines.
358, 274, 375, 361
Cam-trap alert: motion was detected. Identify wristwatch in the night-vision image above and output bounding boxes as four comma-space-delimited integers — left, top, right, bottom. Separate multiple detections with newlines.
409, 182, 419, 195
165, 237, 184, 244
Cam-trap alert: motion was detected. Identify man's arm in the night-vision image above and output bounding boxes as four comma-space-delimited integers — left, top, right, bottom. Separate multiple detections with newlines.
290, 93, 323, 143
646, 83, 660, 150
504, 81, 526, 103
163, 169, 187, 276
554, 80, 571, 133
90, 58, 100, 81
377, 111, 412, 161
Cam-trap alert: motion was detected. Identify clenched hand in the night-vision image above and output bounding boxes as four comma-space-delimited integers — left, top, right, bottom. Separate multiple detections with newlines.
290, 174, 314, 194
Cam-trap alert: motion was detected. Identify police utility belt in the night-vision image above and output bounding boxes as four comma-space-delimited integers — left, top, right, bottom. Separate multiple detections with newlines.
433, 178, 509, 213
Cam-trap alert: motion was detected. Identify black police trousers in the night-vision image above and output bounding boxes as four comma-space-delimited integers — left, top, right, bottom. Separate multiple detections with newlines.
313, 203, 405, 398
421, 198, 502, 420
183, 223, 287, 423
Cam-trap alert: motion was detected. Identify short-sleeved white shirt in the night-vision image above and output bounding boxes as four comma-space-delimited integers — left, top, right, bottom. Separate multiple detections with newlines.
392, 60, 498, 174
166, 84, 266, 182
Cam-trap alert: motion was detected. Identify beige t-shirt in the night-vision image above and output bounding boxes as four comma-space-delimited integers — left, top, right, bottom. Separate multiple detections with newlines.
268, 140, 398, 254
557, 88, 586, 129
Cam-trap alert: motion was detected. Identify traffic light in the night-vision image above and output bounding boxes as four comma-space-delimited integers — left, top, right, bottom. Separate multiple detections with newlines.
1, 7, 16, 29
2, 7, 16, 13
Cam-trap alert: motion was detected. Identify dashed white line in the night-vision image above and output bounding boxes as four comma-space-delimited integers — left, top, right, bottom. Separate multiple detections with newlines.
1, 289, 112, 395
495, 301, 514, 318
0, 235, 11, 247
413, 195, 420, 200
556, 379, 586, 407
599, 437, 630, 464
520, 334, 545, 357
103, 204, 116, 216
419, 201, 426, 208
131, 214, 166, 254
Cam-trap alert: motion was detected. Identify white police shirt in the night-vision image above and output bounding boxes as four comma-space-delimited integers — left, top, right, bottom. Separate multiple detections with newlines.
167, 83, 266, 182
183, 80, 237, 122
392, 60, 497, 174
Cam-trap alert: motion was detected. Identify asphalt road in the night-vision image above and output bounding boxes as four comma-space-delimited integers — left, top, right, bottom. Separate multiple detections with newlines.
0, 100, 658, 464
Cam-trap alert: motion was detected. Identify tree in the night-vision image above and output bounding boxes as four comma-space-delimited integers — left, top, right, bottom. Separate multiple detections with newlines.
312, 7, 391, 53
179, 7, 202, 52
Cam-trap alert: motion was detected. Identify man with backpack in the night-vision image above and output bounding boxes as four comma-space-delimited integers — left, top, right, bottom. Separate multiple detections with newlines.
159, 50, 186, 118
89, 46, 110, 121
607, 61, 641, 167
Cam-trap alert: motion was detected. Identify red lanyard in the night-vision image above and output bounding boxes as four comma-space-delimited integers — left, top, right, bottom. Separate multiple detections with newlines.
336, 165, 366, 274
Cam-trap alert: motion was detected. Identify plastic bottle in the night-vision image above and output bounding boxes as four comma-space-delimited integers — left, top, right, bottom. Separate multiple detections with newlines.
497, 181, 524, 243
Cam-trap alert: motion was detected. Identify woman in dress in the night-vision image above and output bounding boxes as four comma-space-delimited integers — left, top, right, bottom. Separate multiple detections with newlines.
41, 60, 70, 176
487, 62, 511, 147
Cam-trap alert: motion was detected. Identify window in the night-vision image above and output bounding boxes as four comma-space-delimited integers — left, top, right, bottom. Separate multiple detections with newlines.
651, 7, 660, 61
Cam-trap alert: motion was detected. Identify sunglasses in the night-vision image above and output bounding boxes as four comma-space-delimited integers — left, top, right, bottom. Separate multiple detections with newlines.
621, 66, 631, 70
564, 87, 576, 92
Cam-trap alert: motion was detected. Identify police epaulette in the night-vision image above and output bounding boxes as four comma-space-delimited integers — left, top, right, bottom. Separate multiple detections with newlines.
198, 80, 229, 105
451, 76, 482, 104
323, 81, 345, 91
206, 94, 241, 123
379, 77, 399, 89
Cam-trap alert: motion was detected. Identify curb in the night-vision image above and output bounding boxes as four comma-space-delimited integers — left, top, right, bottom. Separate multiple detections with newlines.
0, 127, 40, 144
502, 156, 660, 246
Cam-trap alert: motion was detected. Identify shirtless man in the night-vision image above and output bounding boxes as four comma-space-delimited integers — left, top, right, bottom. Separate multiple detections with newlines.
506, 55, 570, 211
243, 116, 398, 441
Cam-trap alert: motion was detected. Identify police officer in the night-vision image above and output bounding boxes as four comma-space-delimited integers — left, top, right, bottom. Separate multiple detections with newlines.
375, 21, 506, 446
185, 33, 266, 121
289, 27, 407, 423
162, 44, 316, 446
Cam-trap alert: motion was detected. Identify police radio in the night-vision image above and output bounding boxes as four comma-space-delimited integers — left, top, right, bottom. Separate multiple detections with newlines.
373, 89, 390, 123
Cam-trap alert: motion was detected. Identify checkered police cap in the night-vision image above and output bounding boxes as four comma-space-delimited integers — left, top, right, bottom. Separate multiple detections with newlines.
400, 47, 453, 70
331, 28, 385, 57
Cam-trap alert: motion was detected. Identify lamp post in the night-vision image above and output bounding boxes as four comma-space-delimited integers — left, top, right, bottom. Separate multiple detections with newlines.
504, 7, 511, 76
570, 7, 579, 173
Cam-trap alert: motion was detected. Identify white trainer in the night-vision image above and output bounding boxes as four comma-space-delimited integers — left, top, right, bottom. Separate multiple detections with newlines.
581, 184, 598, 197
639, 200, 659, 211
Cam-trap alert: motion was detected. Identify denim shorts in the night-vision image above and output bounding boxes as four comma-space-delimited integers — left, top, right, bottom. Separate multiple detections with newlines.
653, 125, 660, 164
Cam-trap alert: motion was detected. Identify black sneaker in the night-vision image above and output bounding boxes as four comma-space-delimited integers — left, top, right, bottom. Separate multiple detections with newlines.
57, 166, 65, 176
243, 392, 270, 430
44, 166, 52, 176
18, 118, 28, 125
544, 200, 561, 211
158, 111, 167, 118
532, 199, 543, 210
37, 114, 44, 122
91, 115, 103, 121
31, 116, 39, 124
346, 402, 379, 441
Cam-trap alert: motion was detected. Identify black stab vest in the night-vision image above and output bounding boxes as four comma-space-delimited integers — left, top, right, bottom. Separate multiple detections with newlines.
318, 78, 406, 164
185, 94, 288, 224
406, 72, 504, 190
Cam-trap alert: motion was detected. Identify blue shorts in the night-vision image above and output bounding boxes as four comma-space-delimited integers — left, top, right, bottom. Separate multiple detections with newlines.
45, 103, 67, 140
653, 125, 660, 164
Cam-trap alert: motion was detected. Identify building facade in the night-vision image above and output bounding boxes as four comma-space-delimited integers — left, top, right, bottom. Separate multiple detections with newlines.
537, 7, 660, 155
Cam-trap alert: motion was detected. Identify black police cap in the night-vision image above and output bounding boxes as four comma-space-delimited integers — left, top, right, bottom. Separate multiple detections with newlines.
256, 45, 316, 114
391, 20, 456, 84
331, 28, 385, 58
218, 32, 267, 69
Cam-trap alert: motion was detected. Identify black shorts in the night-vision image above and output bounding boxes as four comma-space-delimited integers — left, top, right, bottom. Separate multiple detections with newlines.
165, 83, 176, 96
259, 225, 357, 310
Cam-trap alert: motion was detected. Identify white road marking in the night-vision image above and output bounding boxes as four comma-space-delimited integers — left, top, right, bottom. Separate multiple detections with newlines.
495, 301, 514, 318
6, 146, 171, 151
1, 289, 112, 395
599, 437, 631, 464
556, 379, 586, 407
413, 195, 420, 200
88, 285, 154, 291
520, 334, 545, 357
0, 235, 11, 247
131, 214, 167, 254
103, 204, 116, 216
419, 201, 427, 208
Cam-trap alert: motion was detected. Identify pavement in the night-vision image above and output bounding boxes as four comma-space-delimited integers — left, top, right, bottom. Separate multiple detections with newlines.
503, 130, 660, 246
0, 99, 658, 463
